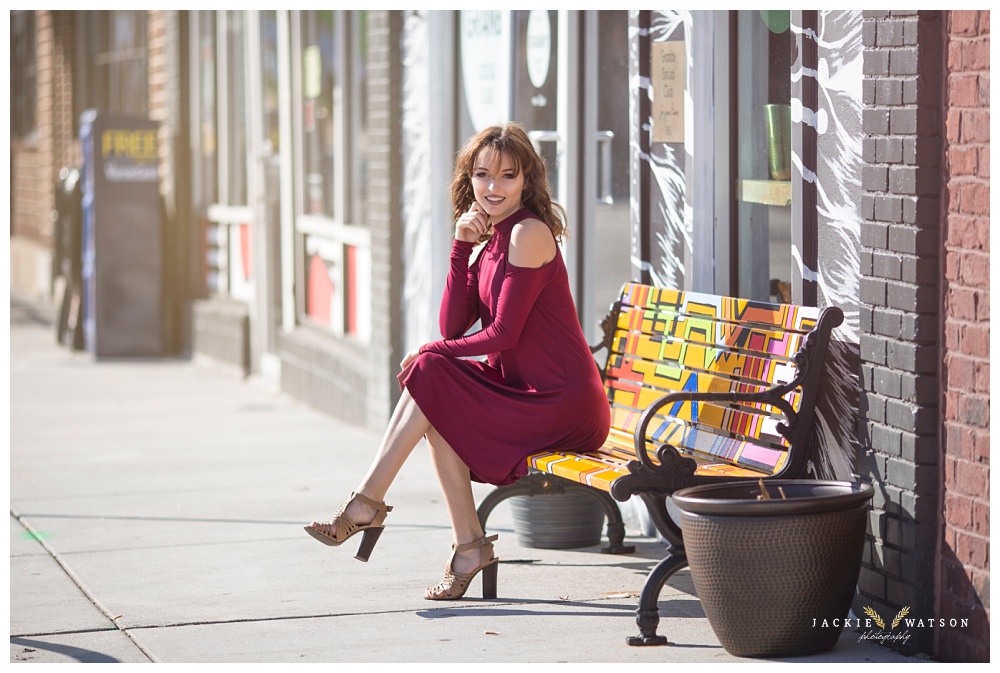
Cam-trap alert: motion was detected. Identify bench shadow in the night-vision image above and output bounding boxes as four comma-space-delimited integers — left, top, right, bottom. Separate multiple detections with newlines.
500, 560, 698, 595
497, 544, 700, 600
416, 595, 706, 620
501, 539, 678, 560
416, 598, 714, 650
10, 637, 122, 663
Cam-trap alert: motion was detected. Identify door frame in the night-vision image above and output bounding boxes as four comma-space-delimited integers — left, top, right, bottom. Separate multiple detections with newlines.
244, 11, 281, 381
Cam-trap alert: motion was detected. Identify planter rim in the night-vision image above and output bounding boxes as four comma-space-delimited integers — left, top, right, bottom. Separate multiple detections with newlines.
671, 479, 874, 517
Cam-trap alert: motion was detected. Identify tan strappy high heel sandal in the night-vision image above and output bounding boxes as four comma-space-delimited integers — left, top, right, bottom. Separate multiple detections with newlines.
424, 534, 499, 600
303, 491, 393, 562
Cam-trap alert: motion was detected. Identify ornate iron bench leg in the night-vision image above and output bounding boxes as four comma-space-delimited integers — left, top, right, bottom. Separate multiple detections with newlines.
476, 472, 551, 529
575, 486, 634, 555
626, 550, 689, 646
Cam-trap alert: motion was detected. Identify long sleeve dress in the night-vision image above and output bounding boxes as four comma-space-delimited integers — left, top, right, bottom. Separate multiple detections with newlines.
398, 206, 611, 486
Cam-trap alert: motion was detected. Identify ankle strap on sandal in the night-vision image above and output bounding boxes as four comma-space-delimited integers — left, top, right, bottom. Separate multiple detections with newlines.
453, 534, 498, 552
351, 491, 393, 512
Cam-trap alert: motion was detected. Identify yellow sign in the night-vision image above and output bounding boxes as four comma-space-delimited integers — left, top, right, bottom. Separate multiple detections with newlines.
101, 129, 158, 162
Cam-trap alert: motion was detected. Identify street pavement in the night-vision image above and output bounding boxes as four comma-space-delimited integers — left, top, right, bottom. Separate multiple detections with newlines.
8, 291, 931, 665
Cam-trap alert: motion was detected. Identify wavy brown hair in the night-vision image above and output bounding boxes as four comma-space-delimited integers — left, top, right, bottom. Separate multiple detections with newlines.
449, 122, 568, 243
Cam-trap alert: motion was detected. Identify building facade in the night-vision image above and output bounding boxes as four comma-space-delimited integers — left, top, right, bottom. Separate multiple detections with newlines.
9, 9, 989, 661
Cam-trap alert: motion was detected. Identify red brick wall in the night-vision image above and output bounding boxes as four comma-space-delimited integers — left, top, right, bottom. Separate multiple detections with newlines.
11, 11, 55, 247
11, 11, 80, 298
51, 11, 80, 174
148, 10, 170, 190
938, 9, 990, 663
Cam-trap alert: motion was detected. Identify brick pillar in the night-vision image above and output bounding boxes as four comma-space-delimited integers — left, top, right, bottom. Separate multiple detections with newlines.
366, 11, 405, 429
148, 11, 170, 188
11, 11, 57, 299
51, 11, 79, 172
937, 9, 990, 663
35, 10, 55, 248
13, 11, 56, 247
856, 10, 944, 654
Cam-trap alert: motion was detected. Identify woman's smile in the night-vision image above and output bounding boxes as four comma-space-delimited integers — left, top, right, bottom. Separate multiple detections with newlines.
472, 150, 525, 223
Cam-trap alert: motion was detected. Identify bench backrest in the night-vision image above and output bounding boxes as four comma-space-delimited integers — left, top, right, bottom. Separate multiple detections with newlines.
594, 282, 841, 478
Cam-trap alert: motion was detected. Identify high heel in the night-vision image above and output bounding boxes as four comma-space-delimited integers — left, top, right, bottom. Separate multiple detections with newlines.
424, 534, 499, 600
304, 492, 393, 562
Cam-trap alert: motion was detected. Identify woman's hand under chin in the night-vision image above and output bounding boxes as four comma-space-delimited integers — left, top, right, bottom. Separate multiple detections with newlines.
455, 202, 489, 243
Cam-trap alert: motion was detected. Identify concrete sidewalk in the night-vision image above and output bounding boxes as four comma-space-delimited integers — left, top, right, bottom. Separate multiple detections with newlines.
8, 293, 930, 664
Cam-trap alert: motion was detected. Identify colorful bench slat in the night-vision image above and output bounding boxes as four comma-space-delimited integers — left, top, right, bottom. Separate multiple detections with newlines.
606, 334, 803, 389
615, 307, 812, 361
527, 452, 627, 492
620, 284, 821, 333
607, 379, 800, 432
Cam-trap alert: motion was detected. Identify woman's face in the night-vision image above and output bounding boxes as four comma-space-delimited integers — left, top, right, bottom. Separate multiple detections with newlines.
470, 150, 525, 223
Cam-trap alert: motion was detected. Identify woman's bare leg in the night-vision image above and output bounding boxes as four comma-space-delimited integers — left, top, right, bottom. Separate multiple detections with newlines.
356, 389, 431, 498
310, 389, 430, 530
425, 427, 490, 575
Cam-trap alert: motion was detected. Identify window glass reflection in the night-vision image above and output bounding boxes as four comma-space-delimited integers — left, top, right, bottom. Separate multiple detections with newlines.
735, 10, 792, 303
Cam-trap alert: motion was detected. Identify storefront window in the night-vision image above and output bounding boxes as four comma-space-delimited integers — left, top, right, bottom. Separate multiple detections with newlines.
593, 11, 632, 333
295, 10, 372, 340
511, 10, 559, 197
734, 10, 792, 303
225, 11, 248, 205
297, 10, 368, 223
348, 12, 369, 226
75, 11, 149, 128
11, 11, 36, 139
261, 12, 281, 154
300, 10, 337, 216
195, 11, 252, 298
195, 11, 218, 210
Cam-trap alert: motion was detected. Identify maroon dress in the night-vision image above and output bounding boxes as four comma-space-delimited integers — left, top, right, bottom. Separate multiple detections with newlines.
398, 207, 611, 486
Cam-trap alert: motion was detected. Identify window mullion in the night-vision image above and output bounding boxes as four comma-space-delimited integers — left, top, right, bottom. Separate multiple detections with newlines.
333, 15, 349, 225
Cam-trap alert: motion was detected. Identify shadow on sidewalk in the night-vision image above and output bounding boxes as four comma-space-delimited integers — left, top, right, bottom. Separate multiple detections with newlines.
10, 636, 123, 663
416, 594, 706, 620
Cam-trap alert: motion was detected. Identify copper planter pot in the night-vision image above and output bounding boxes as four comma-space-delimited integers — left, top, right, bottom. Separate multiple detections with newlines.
672, 480, 874, 658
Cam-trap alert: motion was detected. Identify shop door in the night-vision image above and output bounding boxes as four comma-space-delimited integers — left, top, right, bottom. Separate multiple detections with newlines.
580, 11, 631, 342
509, 11, 631, 342
511, 10, 560, 212
246, 11, 284, 378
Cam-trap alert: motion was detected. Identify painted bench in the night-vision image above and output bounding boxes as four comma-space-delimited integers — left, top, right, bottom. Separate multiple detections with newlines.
476, 281, 844, 646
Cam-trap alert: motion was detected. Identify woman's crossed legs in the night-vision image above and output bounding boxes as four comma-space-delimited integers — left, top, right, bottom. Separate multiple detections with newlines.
307, 388, 489, 576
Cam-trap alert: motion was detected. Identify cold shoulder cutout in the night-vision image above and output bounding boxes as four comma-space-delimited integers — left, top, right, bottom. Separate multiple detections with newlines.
508, 217, 557, 269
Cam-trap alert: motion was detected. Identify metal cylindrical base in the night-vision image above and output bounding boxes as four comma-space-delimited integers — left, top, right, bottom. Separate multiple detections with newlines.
510, 491, 605, 549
